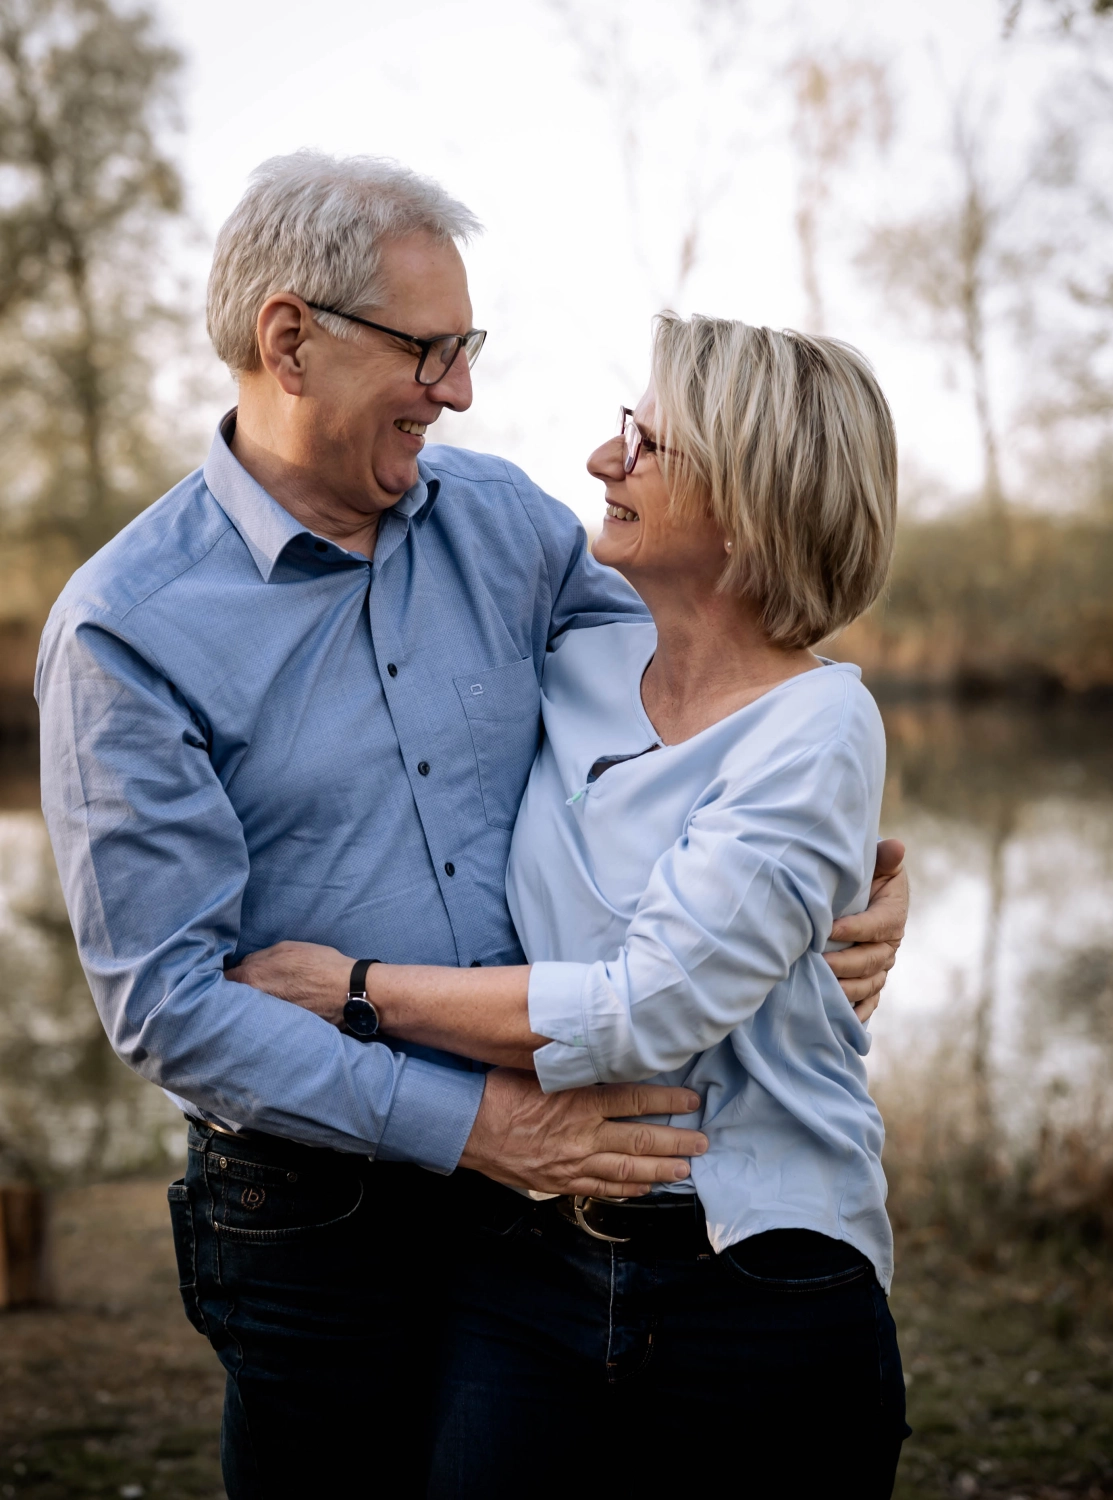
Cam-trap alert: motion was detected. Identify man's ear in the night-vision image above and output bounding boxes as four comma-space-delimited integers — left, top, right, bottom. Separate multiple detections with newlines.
255, 294, 316, 397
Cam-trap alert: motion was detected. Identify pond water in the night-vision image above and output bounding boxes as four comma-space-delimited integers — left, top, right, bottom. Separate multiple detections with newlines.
1, 701, 1112, 1185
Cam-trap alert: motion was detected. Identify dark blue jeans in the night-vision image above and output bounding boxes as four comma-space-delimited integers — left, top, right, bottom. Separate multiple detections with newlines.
168, 1122, 452, 1498
428, 1183, 910, 1499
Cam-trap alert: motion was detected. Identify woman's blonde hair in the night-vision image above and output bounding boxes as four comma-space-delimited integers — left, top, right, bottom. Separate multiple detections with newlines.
651, 314, 897, 650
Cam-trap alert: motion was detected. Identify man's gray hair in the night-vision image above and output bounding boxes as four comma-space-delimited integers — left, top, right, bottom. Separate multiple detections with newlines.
207, 150, 482, 374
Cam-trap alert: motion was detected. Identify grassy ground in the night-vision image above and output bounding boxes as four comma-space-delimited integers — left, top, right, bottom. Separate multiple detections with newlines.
0, 1181, 1111, 1498
891, 1234, 1113, 1499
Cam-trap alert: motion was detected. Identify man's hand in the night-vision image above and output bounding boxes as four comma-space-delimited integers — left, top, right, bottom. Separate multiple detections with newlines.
826, 837, 908, 1022
459, 1068, 708, 1199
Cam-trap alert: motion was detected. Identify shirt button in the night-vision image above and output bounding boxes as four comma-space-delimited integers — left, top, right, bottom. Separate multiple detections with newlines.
417, 761, 430, 776
444, 862, 455, 877
387, 663, 398, 677
314, 541, 328, 553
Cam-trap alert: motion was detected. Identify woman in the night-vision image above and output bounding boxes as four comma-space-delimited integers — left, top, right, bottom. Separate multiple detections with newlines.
232, 315, 909, 1495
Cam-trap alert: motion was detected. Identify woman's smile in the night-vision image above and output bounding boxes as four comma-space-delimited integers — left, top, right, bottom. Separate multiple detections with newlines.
604, 503, 640, 523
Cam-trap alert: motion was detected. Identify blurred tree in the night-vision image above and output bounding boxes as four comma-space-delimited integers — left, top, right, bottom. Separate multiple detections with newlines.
1017, 24, 1113, 512
1003, 0, 1113, 34
858, 104, 1017, 518
787, 51, 891, 335
546, 0, 755, 312
0, 0, 187, 559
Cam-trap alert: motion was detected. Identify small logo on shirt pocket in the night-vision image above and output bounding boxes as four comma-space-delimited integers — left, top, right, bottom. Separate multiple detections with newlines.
470, 683, 484, 695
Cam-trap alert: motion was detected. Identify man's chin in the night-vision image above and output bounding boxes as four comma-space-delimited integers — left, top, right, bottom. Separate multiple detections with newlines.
374, 457, 422, 502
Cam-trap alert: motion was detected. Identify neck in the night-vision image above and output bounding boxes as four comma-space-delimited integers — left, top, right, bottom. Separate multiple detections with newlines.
632, 569, 819, 744
230, 382, 389, 558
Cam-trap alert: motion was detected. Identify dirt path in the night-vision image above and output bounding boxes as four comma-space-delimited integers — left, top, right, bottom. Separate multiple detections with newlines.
0, 1180, 223, 1498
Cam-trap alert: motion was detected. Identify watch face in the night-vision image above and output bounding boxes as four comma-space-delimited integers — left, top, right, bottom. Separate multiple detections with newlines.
343, 996, 380, 1038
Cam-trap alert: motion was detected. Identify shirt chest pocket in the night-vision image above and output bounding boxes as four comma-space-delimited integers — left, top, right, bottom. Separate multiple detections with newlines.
454, 657, 541, 830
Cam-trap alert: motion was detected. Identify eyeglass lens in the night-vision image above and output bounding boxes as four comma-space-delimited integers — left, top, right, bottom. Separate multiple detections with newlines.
417, 330, 487, 386
617, 406, 641, 474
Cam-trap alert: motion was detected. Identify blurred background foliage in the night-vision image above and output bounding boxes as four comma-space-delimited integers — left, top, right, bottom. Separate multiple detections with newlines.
0, 0, 200, 733
0, 0, 186, 552
0, 0, 1109, 723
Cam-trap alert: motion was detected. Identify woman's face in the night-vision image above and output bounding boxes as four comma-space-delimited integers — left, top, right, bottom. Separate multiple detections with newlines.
588, 388, 726, 588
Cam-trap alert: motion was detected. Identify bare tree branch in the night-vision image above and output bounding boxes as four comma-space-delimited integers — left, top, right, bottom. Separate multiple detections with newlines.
858, 97, 1022, 516
788, 50, 892, 333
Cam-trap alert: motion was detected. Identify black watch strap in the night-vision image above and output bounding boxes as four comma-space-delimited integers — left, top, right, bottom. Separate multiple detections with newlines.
343, 959, 381, 1041
348, 958, 379, 997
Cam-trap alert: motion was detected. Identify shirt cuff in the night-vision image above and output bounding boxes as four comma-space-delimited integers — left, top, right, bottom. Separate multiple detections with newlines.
374, 1055, 486, 1174
528, 961, 598, 1093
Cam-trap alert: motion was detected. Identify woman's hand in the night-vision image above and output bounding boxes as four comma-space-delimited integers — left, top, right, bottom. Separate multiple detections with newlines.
826, 838, 907, 1022
226, 941, 353, 1026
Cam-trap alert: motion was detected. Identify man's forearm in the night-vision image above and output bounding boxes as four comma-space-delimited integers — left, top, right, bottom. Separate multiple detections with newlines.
134, 968, 487, 1170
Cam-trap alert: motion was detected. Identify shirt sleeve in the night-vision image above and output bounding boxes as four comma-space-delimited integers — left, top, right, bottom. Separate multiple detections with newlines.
36, 607, 484, 1171
527, 738, 873, 1091
505, 464, 650, 644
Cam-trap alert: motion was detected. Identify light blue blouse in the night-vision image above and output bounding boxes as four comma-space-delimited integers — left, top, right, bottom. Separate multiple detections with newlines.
507, 621, 893, 1289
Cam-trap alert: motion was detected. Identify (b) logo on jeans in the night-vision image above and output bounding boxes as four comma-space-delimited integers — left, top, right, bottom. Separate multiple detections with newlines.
241, 1186, 266, 1211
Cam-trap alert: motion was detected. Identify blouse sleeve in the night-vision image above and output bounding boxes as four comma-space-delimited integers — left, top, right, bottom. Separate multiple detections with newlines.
527, 736, 876, 1091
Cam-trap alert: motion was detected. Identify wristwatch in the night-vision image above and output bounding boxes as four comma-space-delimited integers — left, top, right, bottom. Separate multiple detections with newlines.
342, 958, 381, 1041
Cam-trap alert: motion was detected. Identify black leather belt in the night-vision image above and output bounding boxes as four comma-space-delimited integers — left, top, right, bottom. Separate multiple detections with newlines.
552, 1192, 712, 1256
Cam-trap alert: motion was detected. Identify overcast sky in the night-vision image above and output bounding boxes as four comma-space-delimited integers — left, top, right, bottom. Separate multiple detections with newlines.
155, 0, 1065, 526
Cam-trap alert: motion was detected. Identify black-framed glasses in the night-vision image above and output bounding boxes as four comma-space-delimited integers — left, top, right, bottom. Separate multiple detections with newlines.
617, 405, 677, 474
305, 302, 487, 386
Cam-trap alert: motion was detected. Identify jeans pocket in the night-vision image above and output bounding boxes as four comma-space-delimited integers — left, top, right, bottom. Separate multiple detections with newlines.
872, 1282, 912, 1433
478, 1204, 530, 1239
207, 1150, 364, 1241
167, 1180, 208, 1336
722, 1237, 870, 1293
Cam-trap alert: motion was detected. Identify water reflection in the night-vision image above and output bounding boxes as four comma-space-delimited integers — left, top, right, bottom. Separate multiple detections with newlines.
0, 799, 185, 1184
1, 702, 1112, 1185
870, 702, 1113, 1150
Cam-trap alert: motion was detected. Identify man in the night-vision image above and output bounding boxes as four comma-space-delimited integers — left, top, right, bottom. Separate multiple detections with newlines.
37, 152, 905, 1497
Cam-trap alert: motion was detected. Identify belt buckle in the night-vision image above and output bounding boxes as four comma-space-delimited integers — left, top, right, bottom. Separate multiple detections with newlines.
572, 1194, 631, 1244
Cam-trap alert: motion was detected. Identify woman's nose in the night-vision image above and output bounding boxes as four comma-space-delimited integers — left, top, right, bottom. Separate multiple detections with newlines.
587, 434, 625, 481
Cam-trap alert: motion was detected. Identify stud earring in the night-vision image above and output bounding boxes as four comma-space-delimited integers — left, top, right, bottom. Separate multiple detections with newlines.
724, 540, 733, 553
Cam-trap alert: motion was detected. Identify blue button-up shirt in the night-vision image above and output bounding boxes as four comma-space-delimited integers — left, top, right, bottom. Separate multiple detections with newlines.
36, 418, 646, 1172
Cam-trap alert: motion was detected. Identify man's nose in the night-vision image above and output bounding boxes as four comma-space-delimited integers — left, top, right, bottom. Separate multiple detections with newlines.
426, 350, 473, 413
587, 434, 625, 481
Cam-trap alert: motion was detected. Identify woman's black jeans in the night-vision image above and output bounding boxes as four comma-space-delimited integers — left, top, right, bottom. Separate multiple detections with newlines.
429, 1185, 910, 1499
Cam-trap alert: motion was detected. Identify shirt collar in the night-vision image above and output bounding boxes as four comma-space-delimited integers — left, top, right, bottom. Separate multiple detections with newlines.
400, 463, 439, 520
202, 409, 438, 582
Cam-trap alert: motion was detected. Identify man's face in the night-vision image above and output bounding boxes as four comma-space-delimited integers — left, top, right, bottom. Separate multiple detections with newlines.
301, 232, 475, 508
